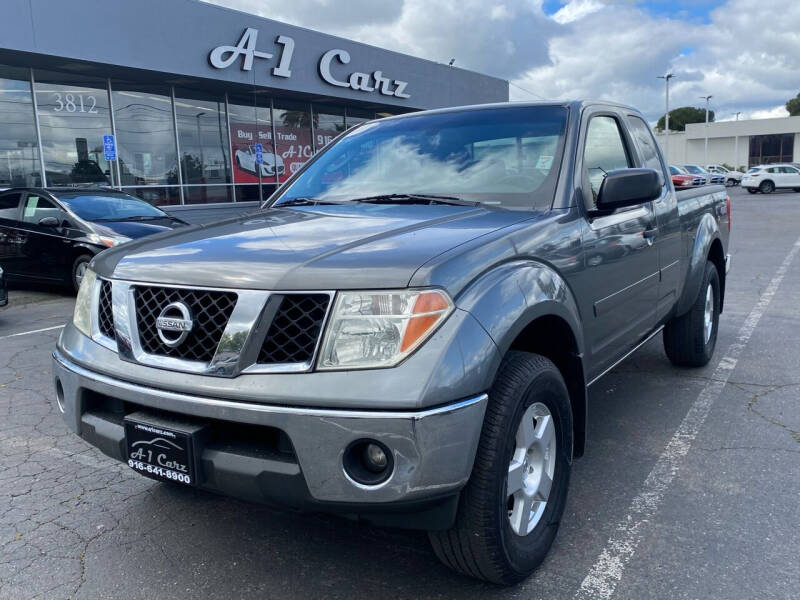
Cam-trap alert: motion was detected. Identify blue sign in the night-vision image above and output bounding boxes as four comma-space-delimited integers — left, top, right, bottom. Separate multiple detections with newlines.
103, 135, 116, 161
254, 143, 263, 165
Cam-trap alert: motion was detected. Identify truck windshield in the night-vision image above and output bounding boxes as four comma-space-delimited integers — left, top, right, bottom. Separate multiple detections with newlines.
272, 105, 568, 211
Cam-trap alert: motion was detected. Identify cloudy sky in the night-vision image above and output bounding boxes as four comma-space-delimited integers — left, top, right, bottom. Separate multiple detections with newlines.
203, 0, 799, 122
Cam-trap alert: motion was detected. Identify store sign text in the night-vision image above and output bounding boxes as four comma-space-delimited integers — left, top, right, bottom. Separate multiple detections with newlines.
209, 28, 411, 99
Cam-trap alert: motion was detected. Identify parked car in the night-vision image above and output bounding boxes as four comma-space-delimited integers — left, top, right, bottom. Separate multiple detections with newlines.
705, 164, 742, 186
671, 164, 707, 184
0, 265, 7, 307
235, 145, 286, 177
53, 101, 730, 585
669, 165, 703, 188
0, 187, 187, 292
683, 164, 724, 185
741, 164, 800, 194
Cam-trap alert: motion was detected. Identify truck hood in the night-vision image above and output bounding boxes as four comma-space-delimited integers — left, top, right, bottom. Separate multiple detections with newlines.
96, 204, 535, 290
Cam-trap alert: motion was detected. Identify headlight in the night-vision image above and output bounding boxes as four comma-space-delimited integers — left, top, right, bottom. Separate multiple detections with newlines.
73, 267, 96, 338
87, 233, 132, 247
317, 289, 454, 370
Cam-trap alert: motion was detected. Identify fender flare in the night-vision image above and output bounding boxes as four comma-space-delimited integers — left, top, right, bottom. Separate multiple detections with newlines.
456, 259, 587, 456
675, 212, 721, 316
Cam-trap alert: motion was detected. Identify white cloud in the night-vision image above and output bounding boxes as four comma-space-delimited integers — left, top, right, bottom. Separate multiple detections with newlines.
203, 0, 800, 121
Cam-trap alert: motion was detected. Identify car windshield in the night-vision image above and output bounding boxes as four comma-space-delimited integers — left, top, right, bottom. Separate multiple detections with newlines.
683, 165, 704, 174
56, 192, 167, 221
271, 105, 568, 210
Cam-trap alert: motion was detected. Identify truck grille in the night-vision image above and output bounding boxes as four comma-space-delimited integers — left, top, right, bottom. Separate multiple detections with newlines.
98, 280, 115, 340
134, 286, 237, 362
258, 294, 330, 364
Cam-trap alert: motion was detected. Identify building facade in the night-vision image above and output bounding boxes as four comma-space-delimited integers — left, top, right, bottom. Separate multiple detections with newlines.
655, 116, 800, 170
0, 0, 508, 205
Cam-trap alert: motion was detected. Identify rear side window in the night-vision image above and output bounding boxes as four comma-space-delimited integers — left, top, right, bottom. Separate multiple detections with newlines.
0, 193, 22, 220
22, 195, 61, 224
627, 116, 664, 175
583, 116, 631, 200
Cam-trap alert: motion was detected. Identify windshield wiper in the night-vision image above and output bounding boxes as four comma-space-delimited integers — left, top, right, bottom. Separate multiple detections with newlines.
348, 193, 480, 207
274, 197, 345, 207
93, 215, 164, 222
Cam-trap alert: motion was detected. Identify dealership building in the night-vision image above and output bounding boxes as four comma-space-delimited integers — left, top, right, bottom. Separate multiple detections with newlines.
0, 0, 508, 206
654, 116, 800, 169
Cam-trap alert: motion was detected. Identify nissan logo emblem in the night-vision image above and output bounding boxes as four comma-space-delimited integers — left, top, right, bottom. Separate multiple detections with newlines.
155, 301, 193, 348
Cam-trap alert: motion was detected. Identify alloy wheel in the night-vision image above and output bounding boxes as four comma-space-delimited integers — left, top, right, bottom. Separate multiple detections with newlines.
507, 402, 556, 536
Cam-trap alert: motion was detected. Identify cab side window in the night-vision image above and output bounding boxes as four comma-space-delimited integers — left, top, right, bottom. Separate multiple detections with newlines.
0, 193, 22, 220
22, 195, 61, 225
627, 116, 664, 175
583, 116, 631, 203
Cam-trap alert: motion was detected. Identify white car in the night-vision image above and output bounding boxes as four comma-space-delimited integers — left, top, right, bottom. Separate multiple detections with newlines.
742, 164, 800, 194
235, 145, 286, 178
705, 164, 742, 186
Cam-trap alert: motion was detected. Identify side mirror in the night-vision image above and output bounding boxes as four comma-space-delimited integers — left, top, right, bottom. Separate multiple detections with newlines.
38, 216, 60, 228
595, 168, 661, 212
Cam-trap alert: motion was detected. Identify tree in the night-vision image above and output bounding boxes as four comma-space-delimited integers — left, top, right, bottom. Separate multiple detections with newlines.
656, 106, 715, 132
787, 92, 800, 116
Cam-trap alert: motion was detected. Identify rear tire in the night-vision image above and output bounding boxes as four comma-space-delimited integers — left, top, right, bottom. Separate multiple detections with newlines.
759, 180, 775, 194
663, 261, 720, 367
429, 352, 572, 584
71, 254, 92, 293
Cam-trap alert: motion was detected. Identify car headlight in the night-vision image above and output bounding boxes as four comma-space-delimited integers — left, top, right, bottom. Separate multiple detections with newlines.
87, 233, 132, 247
317, 289, 454, 370
73, 267, 96, 338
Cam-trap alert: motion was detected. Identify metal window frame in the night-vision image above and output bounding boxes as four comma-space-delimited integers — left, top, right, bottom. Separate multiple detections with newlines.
106, 77, 122, 190
170, 86, 184, 204
29, 68, 47, 188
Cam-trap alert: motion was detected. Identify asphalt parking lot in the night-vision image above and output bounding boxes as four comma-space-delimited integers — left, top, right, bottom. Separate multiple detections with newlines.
1, 186, 799, 600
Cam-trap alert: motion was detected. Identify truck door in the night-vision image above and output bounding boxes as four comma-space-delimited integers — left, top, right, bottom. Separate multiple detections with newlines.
579, 112, 660, 379
626, 114, 681, 324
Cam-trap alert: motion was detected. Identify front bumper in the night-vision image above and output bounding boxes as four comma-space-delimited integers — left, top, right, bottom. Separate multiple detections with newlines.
52, 349, 487, 525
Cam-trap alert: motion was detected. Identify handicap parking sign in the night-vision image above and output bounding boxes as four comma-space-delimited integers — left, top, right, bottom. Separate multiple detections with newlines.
103, 135, 116, 161
254, 143, 263, 164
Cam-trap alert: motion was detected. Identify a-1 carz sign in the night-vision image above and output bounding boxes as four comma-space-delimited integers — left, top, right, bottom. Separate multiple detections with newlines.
210, 28, 411, 99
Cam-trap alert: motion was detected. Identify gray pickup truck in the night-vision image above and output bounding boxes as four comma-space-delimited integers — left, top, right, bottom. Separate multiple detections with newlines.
52, 101, 731, 584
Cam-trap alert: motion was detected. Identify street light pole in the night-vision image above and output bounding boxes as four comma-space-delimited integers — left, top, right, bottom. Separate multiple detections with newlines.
700, 95, 712, 165
657, 73, 674, 163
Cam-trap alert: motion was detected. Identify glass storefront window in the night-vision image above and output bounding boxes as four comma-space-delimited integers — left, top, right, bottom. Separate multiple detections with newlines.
174, 89, 231, 203
33, 70, 113, 186
124, 186, 181, 207
235, 183, 276, 202
345, 107, 373, 130
111, 82, 178, 187
273, 100, 313, 183
313, 105, 345, 152
0, 65, 40, 187
183, 185, 233, 204
228, 91, 279, 186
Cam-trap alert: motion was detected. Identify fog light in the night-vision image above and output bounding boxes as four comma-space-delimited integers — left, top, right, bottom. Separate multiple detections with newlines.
343, 439, 394, 486
55, 379, 65, 414
363, 443, 388, 473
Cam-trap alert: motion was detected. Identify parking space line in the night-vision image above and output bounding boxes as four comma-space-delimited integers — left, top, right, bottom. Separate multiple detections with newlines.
0, 324, 65, 340
574, 237, 800, 600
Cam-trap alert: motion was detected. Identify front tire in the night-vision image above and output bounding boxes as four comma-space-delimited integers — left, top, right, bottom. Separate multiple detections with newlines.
663, 261, 720, 367
429, 352, 572, 584
71, 254, 92, 293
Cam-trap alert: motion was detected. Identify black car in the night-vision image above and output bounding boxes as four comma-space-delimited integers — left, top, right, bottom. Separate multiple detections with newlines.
0, 265, 7, 307
0, 187, 186, 292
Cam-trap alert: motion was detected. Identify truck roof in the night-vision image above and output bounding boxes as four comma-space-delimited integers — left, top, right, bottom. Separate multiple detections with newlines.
377, 100, 642, 122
